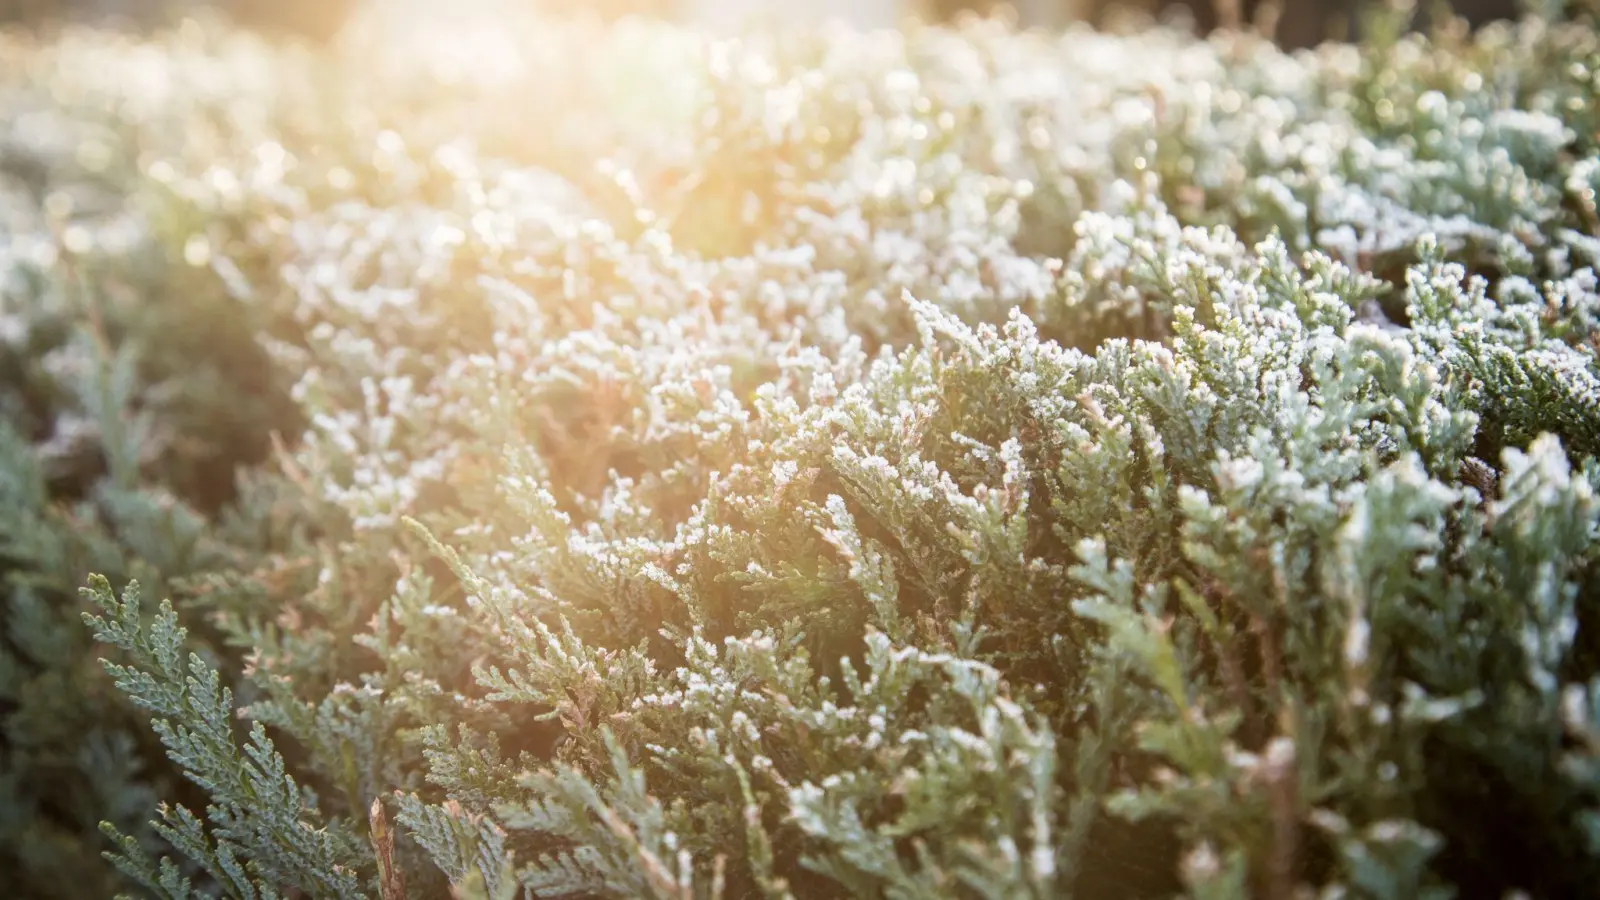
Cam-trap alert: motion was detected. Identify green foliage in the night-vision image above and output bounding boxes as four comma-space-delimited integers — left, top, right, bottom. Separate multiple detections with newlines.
0, 26, 303, 893
83, 575, 370, 899
2, 2, 1600, 899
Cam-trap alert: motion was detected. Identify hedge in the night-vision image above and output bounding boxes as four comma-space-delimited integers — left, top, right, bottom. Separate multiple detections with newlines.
3, 2, 1600, 898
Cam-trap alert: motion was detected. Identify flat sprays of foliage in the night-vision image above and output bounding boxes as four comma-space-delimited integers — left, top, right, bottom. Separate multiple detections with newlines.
4, 2, 1600, 898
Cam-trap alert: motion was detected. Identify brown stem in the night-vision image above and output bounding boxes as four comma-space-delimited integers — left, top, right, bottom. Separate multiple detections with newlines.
1251, 612, 1284, 696
1254, 607, 1298, 900
370, 796, 407, 900
1216, 630, 1254, 726
1265, 736, 1300, 900
1214, 0, 1243, 32
1253, 0, 1282, 41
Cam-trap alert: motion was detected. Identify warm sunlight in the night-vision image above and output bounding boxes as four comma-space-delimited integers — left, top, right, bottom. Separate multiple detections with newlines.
3, 2, 1595, 900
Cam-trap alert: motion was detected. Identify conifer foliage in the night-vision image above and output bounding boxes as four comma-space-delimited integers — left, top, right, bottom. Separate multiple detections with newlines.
4, 2, 1600, 898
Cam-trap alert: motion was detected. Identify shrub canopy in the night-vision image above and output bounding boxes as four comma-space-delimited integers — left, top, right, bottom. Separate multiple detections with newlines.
4, 3, 1600, 899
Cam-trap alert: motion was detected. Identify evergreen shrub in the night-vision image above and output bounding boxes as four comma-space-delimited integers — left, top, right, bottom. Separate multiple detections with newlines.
4, 2, 1600, 898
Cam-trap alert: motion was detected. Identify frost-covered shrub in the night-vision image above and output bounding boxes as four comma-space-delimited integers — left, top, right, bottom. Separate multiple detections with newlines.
3, 2, 1600, 899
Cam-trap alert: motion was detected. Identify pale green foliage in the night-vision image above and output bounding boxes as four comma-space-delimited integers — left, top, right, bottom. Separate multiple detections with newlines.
82, 576, 369, 899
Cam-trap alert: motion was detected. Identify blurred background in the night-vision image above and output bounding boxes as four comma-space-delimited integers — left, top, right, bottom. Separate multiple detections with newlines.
0, 0, 1533, 48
